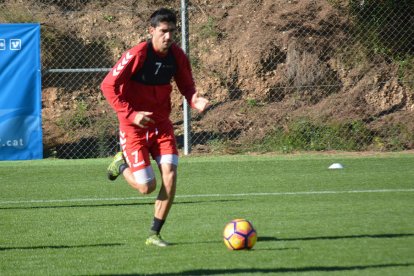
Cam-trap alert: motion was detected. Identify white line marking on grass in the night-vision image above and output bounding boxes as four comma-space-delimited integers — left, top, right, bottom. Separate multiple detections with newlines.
1, 189, 413, 205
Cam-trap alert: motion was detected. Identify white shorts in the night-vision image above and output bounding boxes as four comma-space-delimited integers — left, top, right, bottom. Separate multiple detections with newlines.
132, 154, 178, 184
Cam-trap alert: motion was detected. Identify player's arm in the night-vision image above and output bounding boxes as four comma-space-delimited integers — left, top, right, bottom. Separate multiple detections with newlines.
172, 44, 209, 113
101, 47, 144, 122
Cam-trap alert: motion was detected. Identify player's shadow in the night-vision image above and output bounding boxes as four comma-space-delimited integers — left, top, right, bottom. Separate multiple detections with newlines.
0, 199, 241, 210
259, 233, 414, 242
0, 242, 123, 252
97, 263, 413, 275
163, 232, 414, 249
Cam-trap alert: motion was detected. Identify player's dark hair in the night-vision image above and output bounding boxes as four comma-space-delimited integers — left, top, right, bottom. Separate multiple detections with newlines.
150, 8, 177, 27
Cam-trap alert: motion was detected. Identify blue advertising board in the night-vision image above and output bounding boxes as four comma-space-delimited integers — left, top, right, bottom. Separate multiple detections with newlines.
0, 23, 42, 160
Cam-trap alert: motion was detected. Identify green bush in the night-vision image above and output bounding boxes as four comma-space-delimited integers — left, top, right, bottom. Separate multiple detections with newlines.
349, 0, 414, 58
251, 119, 373, 153
199, 17, 220, 40
249, 118, 414, 153
373, 123, 414, 151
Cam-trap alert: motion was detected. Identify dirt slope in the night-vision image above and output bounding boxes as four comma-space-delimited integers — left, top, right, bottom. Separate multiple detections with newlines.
32, 0, 414, 153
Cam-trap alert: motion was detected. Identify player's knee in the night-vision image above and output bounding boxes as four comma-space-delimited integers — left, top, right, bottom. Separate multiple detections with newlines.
135, 179, 156, 195
132, 166, 156, 194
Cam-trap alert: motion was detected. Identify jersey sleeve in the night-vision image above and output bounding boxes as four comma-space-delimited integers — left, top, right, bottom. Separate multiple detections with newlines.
100, 44, 146, 122
171, 44, 197, 106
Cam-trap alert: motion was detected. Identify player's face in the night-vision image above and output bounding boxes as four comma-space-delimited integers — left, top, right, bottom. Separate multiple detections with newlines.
150, 21, 176, 54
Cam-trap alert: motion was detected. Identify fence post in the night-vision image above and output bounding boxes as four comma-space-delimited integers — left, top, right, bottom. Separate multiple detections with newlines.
181, 0, 191, 155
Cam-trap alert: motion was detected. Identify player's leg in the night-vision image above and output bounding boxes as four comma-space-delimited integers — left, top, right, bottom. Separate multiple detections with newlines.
154, 159, 177, 220
107, 130, 156, 194
146, 155, 178, 247
146, 123, 178, 247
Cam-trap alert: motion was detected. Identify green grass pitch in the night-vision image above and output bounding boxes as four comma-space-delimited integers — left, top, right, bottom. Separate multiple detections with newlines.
0, 152, 413, 275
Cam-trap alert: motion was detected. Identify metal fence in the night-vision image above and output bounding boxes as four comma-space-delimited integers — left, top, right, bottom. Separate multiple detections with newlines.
1, 0, 413, 158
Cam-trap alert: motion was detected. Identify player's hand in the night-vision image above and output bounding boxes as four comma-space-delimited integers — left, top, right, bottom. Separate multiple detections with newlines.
191, 93, 210, 113
133, 111, 154, 128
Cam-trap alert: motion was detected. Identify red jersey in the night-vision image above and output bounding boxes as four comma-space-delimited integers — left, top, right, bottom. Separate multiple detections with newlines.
101, 41, 196, 132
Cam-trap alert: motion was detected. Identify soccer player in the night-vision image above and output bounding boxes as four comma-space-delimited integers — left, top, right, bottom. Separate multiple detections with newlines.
101, 8, 209, 247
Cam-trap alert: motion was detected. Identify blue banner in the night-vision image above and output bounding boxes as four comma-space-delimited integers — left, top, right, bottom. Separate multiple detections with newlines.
0, 23, 42, 160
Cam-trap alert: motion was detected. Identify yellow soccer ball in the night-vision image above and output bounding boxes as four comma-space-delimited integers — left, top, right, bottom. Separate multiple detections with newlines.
223, 219, 257, 250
